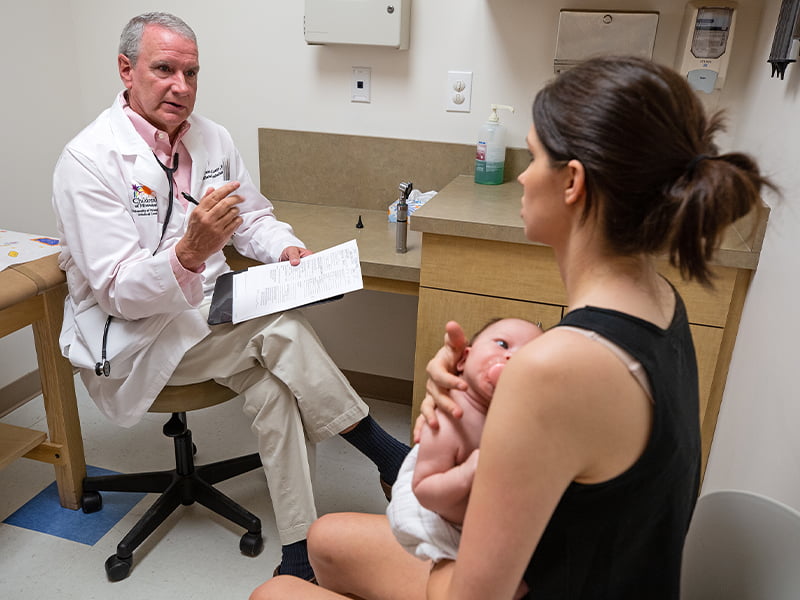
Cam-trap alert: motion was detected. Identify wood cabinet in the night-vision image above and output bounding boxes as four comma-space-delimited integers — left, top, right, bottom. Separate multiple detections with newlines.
411, 232, 753, 479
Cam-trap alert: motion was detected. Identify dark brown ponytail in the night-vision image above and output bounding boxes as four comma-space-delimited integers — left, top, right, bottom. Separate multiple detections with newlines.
533, 56, 774, 285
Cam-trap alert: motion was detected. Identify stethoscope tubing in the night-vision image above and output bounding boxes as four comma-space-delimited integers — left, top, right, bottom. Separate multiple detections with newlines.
95, 152, 179, 377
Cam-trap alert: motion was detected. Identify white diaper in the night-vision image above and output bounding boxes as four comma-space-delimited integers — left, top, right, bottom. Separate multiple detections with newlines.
386, 445, 462, 562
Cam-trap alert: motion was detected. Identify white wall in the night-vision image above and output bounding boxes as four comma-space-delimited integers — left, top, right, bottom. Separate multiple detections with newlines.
2, 1, 798, 510
701, 0, 800, 510
0, 0, 83, 388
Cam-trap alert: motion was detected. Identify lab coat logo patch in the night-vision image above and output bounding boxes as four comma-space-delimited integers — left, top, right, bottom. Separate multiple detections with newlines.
131, 184, 158, 217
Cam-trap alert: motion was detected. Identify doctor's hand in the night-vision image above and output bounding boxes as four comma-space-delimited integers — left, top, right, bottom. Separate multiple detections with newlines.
279, 246, 312, 266
413, 320, 468, 443
176, 182, 244, 271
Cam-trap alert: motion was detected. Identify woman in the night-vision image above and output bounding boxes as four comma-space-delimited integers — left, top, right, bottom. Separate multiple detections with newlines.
251, 56, 772, 600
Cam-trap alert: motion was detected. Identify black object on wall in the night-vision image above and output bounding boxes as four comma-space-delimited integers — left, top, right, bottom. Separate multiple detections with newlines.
769, 0, 800, 79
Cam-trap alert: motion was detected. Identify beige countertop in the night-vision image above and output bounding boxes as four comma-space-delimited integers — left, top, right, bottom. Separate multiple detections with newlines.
270, 200, 421, 283
411, 175, 769, 271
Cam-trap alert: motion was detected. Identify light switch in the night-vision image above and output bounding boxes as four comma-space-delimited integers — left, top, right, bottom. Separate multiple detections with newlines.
352, 67, 371, 103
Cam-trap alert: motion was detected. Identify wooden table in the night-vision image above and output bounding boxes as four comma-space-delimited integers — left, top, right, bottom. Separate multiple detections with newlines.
0, 253, 85, 510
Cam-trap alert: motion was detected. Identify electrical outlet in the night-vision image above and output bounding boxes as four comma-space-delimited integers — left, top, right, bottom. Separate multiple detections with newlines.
446, 70, 472, 112
352, 67, 371, 103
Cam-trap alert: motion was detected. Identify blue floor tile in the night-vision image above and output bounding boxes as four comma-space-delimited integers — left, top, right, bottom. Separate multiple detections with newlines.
3, 465, 146, 545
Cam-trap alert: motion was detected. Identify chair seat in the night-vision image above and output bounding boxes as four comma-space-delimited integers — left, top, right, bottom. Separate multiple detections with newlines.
681, 489, 800, 599
149, 380, 238, 413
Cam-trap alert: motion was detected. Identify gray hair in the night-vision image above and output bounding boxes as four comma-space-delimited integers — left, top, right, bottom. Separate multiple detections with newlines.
119, 12, 197, 65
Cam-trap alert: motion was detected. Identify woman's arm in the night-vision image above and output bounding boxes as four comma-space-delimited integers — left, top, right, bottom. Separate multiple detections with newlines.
414, 321, 469, 442
428, 330, 652, 600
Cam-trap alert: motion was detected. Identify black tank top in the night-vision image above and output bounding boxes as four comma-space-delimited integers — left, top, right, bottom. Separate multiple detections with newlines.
522, 290, 701, 599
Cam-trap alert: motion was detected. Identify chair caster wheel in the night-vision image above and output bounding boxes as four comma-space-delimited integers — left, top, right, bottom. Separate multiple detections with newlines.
240, 531, 263, 557
81, 491, 102, 514
105, 554, 133, 581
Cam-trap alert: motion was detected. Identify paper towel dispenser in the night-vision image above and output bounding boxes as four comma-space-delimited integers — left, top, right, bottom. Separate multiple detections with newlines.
554, 11, 659, 74
304, 0, 411, 49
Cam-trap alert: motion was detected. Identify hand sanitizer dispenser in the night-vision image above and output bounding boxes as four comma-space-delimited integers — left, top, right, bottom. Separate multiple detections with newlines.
675, 1, 738, 94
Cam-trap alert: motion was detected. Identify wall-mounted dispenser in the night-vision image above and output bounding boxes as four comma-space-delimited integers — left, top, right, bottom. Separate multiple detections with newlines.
304, 0, 411, 49
675, 1, 737, 94
553, 11, 659, 75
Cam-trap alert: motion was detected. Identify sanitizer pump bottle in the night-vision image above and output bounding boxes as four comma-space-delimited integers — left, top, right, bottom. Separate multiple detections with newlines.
475, 104, 514, 185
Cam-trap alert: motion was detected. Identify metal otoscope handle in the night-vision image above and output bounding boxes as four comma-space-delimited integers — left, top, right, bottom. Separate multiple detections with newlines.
396, 181, 413, 253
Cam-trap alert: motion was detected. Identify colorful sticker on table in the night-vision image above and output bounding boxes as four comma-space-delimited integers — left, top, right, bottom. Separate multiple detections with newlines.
31, 237, 60, 246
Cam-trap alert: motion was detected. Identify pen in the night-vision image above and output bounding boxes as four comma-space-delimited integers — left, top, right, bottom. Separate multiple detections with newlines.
181, 192, 199, 205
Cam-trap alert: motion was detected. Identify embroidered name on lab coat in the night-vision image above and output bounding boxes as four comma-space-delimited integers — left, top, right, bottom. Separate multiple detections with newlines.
203, 164, 225, 180
131, 184, 158, 217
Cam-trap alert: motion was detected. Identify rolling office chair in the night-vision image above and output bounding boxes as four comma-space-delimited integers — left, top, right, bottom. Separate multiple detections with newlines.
681, 489, 800, 599
81, 380, 264, 581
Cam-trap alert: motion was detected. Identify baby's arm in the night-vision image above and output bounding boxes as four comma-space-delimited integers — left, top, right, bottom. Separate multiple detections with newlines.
412, 410, 479, 525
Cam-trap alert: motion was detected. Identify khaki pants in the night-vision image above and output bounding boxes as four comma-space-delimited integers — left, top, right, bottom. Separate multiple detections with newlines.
168, 303, 368, 544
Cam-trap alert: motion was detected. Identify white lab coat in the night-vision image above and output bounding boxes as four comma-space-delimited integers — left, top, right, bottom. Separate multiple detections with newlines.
52, 93, 304, 427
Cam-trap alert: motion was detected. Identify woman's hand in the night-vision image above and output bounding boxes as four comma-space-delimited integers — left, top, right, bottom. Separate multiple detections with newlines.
413, 321, 468, 443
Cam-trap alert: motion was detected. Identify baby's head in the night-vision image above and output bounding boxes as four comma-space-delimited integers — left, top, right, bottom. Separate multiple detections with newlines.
457, 318, 543, 404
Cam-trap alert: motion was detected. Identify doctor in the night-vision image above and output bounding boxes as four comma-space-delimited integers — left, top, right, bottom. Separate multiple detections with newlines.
52, 11, 409, 582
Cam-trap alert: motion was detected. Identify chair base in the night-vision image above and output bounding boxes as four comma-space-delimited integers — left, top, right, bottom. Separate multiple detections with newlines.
82, 414, 264, 581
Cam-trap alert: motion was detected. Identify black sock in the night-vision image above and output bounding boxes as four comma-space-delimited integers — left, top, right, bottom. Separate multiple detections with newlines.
279, 539, 315, 581
340, 415, 410, 485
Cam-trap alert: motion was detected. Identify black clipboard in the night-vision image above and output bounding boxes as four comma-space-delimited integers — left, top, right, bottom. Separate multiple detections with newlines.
207, 270, 240, 325
207, 269, 345, 325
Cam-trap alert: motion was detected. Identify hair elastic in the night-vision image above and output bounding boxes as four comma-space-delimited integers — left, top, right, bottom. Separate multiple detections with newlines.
686, 154, 711, 176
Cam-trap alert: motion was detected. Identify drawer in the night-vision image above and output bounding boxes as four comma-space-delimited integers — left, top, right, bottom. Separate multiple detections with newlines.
420, 234, 566, 306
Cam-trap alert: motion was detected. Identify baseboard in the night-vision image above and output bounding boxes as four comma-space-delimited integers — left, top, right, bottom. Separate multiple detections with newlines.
341, 370, 412, 406
0, 370, 43, 419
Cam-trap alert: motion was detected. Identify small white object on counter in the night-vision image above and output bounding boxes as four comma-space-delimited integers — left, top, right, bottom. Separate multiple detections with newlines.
388, 189, 437, 223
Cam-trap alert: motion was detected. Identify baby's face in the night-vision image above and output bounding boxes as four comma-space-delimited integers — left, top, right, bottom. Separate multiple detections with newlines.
459, 318, 543, 403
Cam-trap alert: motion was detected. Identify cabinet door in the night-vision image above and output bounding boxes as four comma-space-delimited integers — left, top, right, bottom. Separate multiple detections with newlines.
412, 287, 563, 422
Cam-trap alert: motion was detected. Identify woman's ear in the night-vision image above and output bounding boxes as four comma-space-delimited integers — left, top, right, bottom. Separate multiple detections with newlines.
564, 159, 586, 207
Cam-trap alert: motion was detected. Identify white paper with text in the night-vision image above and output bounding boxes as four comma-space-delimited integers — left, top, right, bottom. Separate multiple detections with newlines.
232, 239, 363, 324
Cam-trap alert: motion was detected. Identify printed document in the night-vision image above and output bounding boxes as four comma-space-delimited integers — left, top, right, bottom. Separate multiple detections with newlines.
232, 239, 363, 324
0, 230, 60, 271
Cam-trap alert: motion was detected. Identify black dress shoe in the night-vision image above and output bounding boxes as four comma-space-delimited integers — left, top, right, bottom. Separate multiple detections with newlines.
273, 564, 317, 584
381, 478, 393, 501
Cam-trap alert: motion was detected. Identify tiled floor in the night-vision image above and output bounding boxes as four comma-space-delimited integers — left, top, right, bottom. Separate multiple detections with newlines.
0, 375, 410, 599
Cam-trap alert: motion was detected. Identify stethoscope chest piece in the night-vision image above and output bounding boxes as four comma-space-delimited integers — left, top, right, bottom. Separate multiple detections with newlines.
95, 359, 110, 377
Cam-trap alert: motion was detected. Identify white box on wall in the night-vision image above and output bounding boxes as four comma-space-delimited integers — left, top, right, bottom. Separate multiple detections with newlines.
304, 0, 411, 49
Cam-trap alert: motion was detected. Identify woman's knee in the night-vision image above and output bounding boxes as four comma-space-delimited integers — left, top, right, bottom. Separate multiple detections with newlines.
249, 574, 297, 600
307, 513, 340, 569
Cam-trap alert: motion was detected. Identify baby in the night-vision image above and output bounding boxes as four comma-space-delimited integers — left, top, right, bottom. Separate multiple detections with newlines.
387, 318, 542, 571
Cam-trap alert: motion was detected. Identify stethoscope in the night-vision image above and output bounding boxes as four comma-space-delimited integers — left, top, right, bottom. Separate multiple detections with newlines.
95, 152, 180, 377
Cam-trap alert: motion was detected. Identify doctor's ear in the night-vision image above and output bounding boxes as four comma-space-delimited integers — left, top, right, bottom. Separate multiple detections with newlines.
118, 54, 134, 89
564, 159, 586, 207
